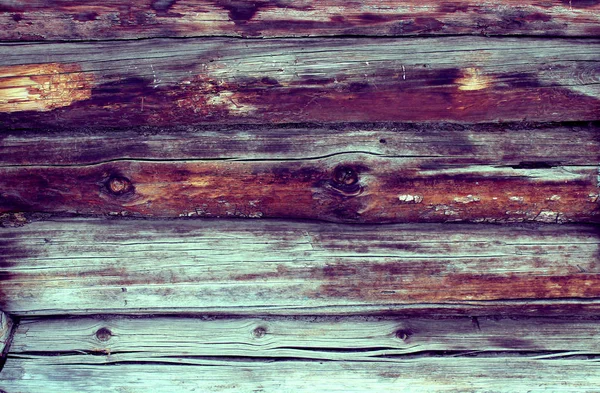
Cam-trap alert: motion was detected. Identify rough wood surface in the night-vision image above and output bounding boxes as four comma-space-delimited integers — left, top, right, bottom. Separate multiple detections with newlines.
5, 314, 600, 391
0, 311, 13, 366
2, 0, 600, 40
2, 218, 600, 316
2, 122, 599, 166
9, 315, 600, 358
2, 357, 600, 392
1, 158, 598, 224
3, 122, 600, 223
0, 37, 598, 128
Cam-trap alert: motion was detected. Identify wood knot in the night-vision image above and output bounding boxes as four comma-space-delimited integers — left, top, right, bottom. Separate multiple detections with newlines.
107, 176, 132, 195
330, 166, 362, 196
95, 327, 112, 342
253, 326, 267, 338
333, 166, 358, 186
395, 329, 411, 341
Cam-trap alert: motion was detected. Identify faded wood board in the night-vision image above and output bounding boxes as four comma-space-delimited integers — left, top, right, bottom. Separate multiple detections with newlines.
1, 157, 598, 223
1, 357, 600, 392
4, 315, 600, 392
2, 123, 599, 166
9, 315, 600, 358
2, 218, 600, 316
2, 0, 599, 40
0, 37, 598, 127
0, 311, 13, 367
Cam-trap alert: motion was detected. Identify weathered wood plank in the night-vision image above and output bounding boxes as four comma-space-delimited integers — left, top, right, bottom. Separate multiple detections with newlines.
1, 0, 599, 40
2, 357, 600, 392
0, 311, 13, 366
10, 315, 600, 359
5, 315, 600, 391
2, 123, 599, 166
2, 218, 600, 316
0, 37, 598, 127
1, 157, 598, 223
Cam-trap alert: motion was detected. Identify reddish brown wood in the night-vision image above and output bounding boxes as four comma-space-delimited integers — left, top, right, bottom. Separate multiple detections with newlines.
0, 37, 598, 128
0, 156, 598, 223
1, 0, 599, 40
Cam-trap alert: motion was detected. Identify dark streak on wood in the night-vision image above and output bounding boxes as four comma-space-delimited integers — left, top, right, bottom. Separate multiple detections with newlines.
1, 122, 599, 166
0, 0, 599, 40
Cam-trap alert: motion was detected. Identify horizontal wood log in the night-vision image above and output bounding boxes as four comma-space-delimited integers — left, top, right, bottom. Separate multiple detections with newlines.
2, 357, 600, 392
1, 156, 598, 223
9, 315, 600, 359
2, 218, 600, 316
0, 37, 598, 127
1, 0, 599, 40
2, 122, 599, 166
5, 314, 600, 391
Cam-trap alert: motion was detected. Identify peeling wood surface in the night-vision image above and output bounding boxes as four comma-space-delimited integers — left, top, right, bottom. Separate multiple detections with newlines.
0, 37, 598, 128
2, 218, 600, 316
2, 357, 600, 392
1, 157, 598, 223
2, 122, 599, 166
1, 0, 600, 40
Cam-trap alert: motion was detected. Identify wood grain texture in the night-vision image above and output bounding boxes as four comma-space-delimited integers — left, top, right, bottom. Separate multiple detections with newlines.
5, 315, 600, 392
2, 357, 600, 392
2, 122, 599, 166
0, 37, 598, 127
9, 315, 600, 358
3, 122, 600, 223
0, 311, 13, 366
1, 156, 598, 223
2, 218, 600, 316
1, 0, 599, 40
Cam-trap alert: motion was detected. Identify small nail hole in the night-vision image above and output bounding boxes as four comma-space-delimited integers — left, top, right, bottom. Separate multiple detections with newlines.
96, 327, 112, 342
379, 138, 387, 144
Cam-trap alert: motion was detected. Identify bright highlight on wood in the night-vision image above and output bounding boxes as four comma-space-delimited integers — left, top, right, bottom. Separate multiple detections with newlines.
0, 63, 92, 113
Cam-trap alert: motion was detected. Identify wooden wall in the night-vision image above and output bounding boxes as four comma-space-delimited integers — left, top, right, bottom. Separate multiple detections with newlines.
1, 1, 600, 391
